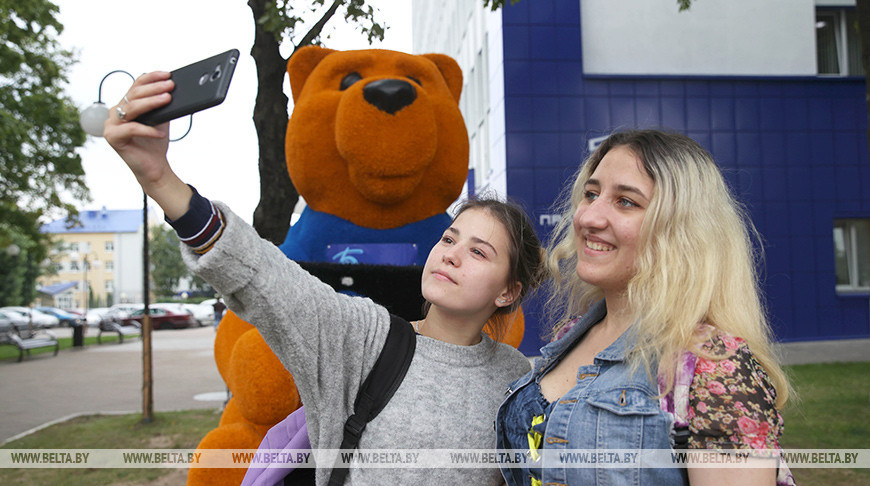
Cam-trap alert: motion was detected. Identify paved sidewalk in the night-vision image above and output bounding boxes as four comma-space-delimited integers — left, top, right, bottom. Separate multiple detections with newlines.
777, 338, 870, 365
0, 325, 226, 444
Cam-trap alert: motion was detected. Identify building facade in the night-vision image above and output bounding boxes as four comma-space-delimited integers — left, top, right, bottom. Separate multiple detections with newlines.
413, 0, 870, 354
39, 208, 146, 309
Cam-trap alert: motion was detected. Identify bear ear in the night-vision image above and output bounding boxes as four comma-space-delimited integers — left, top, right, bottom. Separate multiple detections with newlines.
287, 45, 336, 102
422, 53, 463, 103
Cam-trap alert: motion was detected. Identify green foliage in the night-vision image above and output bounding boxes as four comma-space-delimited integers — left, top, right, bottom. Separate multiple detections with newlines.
149, 224, 187, 298
0, 221, 49, 306
677, 0, 693, 11
482, 0, 523, 11
0, 0, 89, 304
256, 0, 385, 49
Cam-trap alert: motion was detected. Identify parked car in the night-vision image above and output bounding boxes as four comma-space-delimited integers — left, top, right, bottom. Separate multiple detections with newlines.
35, 307, 83, 327
152, 302, 210, 327
0, 307, 59, 328
83, 307, 115, 328
109, 303, 143, 319
151, 302, 187, 314
0, 310, 30, 333
0, 315, 14, 339
181, 303, 211, 327
121, 307, 196, 330
199, 298, 218, 308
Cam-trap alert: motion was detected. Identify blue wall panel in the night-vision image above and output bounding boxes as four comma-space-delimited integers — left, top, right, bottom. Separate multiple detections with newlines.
502, 1, 870, 354
534, 132, 561, 167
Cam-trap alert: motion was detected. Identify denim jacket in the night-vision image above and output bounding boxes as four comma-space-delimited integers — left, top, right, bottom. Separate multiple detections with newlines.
496, 300, 686, 485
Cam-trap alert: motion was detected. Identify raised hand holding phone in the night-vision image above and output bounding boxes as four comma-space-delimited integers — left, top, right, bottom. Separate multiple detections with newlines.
104, 49, 240, 217
104, 71, 192, 221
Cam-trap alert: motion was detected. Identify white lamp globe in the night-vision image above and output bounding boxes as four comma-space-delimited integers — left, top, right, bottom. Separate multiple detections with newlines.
80, 102, 109, 137
5, 244, 20, 256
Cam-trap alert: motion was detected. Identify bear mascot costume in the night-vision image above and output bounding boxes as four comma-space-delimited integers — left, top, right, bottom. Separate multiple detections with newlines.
188, 47, 525, 486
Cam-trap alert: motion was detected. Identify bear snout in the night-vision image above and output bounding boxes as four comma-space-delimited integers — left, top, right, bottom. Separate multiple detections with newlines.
363, 79, 417, 115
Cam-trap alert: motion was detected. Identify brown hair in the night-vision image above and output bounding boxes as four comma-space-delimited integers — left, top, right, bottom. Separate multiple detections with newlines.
437, 195, 547, 341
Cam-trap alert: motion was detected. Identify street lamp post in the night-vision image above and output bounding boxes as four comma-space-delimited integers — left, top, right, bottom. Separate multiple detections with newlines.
142, 191, 153, 423
80, 70, 155, 423
80, 68, 198, 423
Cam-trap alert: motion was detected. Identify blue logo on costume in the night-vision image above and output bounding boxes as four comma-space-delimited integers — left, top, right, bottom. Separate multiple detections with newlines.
332, 247, 364, 264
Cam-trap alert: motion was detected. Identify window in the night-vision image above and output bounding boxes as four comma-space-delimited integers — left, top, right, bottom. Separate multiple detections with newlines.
834, 219, 870, 293
69, 242, 79, 252
816, 9, 863, 76
69, 261, 79, 272
105, 241, 114, 252
57, 295, 73, 309
105, 260, 114, 271
105, 280, 114, 292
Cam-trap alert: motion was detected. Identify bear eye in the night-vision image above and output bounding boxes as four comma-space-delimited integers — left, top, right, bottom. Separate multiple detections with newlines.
340, 72, 362, 90
407, 76, 422, 86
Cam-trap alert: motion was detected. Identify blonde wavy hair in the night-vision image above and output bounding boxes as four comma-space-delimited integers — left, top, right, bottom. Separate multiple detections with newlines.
544, 129, 791, 408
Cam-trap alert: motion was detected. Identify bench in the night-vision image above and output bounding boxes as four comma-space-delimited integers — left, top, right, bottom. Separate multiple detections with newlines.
97, 321, 141, 344
0, 327, 59, 362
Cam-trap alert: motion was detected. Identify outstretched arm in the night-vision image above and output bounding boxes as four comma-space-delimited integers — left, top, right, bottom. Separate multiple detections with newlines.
102, 71, 391, 423
103, 71, 192, 220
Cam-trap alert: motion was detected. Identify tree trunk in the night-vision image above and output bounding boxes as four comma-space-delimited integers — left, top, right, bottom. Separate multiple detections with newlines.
248, 0, 297, 245
858, 0, 870, 164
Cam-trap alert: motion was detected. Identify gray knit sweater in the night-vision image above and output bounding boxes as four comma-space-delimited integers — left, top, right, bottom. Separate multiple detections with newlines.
182, 202, 531, 485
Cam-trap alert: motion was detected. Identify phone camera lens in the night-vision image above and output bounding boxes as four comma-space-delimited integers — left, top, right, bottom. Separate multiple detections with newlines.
210, 65, 222, 81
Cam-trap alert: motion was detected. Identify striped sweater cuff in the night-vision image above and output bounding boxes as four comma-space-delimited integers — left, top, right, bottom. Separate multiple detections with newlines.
165, 185, 225, 255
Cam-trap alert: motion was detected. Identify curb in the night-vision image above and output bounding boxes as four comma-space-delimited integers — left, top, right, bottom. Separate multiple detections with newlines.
0, 408, 223, 447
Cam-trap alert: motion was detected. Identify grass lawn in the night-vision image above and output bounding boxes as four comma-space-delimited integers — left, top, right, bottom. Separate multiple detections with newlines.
779, 361, 870, 485
0, 362, 865, 485
0, 331, 139, 362
0, 410, 220, 486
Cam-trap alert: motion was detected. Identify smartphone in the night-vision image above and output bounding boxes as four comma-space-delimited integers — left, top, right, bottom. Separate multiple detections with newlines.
137, 49, 239, 126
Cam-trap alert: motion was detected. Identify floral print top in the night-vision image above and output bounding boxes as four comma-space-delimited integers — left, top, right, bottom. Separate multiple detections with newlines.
686, 327, 783, 451
680, 326, 796, 485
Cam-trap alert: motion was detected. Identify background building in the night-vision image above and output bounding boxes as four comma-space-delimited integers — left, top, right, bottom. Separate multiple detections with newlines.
39, 208, 147, 309
413, 0, 870, 354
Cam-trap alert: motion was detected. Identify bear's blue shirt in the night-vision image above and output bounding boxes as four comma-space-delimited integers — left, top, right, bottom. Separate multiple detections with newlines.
278, 206, 451, 266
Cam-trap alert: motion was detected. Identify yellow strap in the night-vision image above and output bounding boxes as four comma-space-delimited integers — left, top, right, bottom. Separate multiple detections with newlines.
527, 414, 545, 461
530, 478, 542, 486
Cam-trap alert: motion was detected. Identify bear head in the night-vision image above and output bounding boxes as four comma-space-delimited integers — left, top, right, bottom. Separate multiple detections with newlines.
285, 46, 469, 230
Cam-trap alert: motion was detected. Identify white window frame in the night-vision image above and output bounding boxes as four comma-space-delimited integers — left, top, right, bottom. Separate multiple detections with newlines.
834, 218, 870, 294
816, 8, 863, 76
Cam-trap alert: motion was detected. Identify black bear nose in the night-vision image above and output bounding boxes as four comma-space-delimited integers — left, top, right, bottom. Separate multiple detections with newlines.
363, 79, 416, 115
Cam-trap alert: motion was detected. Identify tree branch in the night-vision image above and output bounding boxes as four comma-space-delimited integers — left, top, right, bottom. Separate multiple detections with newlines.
294, 0, 344, 51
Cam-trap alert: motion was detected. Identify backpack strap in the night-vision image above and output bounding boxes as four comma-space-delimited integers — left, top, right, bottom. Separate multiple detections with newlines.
659, 351, 698, 450
327, 314, 416, 486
